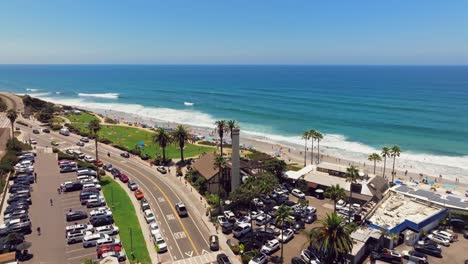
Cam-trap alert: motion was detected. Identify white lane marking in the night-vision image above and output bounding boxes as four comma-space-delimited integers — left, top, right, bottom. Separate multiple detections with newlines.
157, 196, 166, 203
184, 251, 193, 257
166, 214, 175, 221
174, 231, 186, 239
201, 249, 209, 255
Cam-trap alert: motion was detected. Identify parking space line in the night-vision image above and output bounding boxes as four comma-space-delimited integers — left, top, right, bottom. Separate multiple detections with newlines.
66, 248, 86, 254
67, 252, 96, 260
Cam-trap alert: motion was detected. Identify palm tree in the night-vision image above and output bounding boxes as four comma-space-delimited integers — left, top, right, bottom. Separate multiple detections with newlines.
302, 131, 309, 166
390, 145, 401, 183
311, 212, 354, 263
172, 125, 189, 162
88, 120, 101, 161
6, 109, 17, 143
368, 153, 382, 175
226, 120, 238, 140
309, 129, 316, 164
325, 184, 346, 212
153, 128, 171, 163
381, 147, 390, 179
314, 131, 323, 164
275, 205, 292, 263
215, 120, 228, 156
345, 165, 360, 222
213, 155, 227, 208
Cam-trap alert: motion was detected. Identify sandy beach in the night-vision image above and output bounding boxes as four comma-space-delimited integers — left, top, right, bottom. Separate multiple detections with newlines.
85, 107, 468, 195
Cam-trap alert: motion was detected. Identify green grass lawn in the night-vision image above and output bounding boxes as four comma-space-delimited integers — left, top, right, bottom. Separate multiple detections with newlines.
65, 112, 99, 124
101, 177, 151, 264
71, 123, 214, 159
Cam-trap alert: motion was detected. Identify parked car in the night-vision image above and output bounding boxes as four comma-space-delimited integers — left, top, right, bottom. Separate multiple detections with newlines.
224, 211, 236, 221
431, 230, 454, 242
149, 222, 160, 236
120, 152, 130, 158
66, 211, 88, 222
119, 174, 129, 183
277, 228, 294, 243
140, 198, 150, 211
153, 233, 167, 252
80, 137, 90, 142
217, 253, 231, 264
32, 129, 40, 134
175, 202, 188, 217
134, 189, 144, 200
96, 237, 122, 248
42, 128, 50, 133
218, 216, 229, 227
414, 243, 442, 257
291, 257, 307, 264
60, 166, 77, 173
235, 216, 251, 226
66, 224, 94, 233
90, 215, 114, 227
95, 225, 119, 236
233, 223, 251, 238
144, 209, 156, 223
101, 251, 126, 262
291, 189, 306, 198
94, 160, 104, 167
76, 141, 85, 146
157, 166, 167, 174
127, 180, 138, 191
249, 253, 268, 264
83, 233, 110, 248
97, 244, 122, 258
301, 249, 321, 263
103, 164, 113, 171
209, 235, 219, 251
51, 141, 59, 146
402, 250, 428, 264
261, 239, 280, 255
427, 234, 450, 246
222, 222, 234, 234
67, 230, 92, 244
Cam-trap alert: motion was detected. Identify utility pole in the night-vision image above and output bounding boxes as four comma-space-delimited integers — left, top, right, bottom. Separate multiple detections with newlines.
130, 227, 134, 259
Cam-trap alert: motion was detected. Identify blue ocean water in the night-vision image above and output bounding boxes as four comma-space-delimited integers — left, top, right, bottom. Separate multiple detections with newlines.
0, 65, 467, 175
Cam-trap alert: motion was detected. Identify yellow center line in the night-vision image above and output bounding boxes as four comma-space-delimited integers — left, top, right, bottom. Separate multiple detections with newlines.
105, 154, 201, 256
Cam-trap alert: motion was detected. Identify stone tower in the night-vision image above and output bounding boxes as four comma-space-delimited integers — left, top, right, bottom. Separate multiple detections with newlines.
230, 128, 241, 191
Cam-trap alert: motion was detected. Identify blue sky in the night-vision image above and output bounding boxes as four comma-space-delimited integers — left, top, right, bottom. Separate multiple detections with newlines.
0, 1, 467, 64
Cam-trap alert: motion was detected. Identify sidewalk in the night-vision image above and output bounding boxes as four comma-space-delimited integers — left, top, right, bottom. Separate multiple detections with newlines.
129, 158, 240, 264
109, 174, 159, 264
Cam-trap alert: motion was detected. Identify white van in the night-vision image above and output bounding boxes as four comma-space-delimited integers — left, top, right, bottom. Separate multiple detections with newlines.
59, 128, 70, 136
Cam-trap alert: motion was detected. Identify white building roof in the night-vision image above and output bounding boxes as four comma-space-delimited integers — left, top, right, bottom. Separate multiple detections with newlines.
283, 164, 315, 180
303, 169, 374, 196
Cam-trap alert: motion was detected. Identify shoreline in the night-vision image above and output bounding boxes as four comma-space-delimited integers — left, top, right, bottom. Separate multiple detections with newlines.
83, 107, 468, 191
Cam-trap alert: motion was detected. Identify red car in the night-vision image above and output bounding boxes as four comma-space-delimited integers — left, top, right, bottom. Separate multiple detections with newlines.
134, 189, 144, 200
94, 160, 104, 167
119, 173, 129, 183
97, 244, 122, 258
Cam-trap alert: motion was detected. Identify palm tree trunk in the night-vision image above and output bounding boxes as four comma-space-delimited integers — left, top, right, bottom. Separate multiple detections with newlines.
391, 156, 396, 183
220, 136, 223, 156
317, 140, 320, 164
373, 160, 376, 175
95, 138, 99, 161
383, 157, 387, 178
303, 138, 307, 166
334, 200, 337, 213
348, 188, 353, 222
10, 123, 14, 148
280, 218, 284, 263
162, 147, 166, 162
310, 139, 314, 165
180, 143, 184, 162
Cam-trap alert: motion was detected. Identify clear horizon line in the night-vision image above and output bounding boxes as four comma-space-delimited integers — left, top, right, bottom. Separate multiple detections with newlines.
0, 63, 468, 67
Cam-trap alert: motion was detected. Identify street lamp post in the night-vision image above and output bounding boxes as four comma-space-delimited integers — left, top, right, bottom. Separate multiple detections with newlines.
129, 227, 134, 259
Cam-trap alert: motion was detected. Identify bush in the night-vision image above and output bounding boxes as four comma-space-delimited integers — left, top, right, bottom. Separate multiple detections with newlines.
230, 245, 240, 255
112, 144, 129, 152
104, 117, 117, 124
198, 141, 216, 146
7, 139, 32, 152
98, 138, 112, 144
51, 124, 62, 131
99, 169, 106, 176
0, 99, 7, 112
58, 152, 76, 160
52, 147, 59, 153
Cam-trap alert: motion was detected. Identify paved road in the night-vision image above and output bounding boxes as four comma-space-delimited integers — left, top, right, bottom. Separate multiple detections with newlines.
19, 122, 213, 263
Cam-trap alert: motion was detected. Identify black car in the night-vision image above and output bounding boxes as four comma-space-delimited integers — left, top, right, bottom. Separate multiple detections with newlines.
42, 128, 50, 133
5, 205, 29, 215
60, 166, 77, 173
120, 152, 130, 158
0, 232, 24, 245
9, 192, 31, 200
216, 253, 231, 264
370, 252, 403, 264
103, 164, 113, 171
14, 176, 34, 184
282, 200, 296, 207
304, 213, 317, 224
7, 196, 32, 205
140, 154, 150, 160
66, 211, 88, 222
32, 129, 40, 134
7, 200, 31, 208
63, 182, 83, 192
222, 222, 234, 234
110, 168, 121, 177
9, 185, 31, 194
291, 257, 306, 264
209, 235, 219, 251
7, 223, 32, 235
90, 215, 114, 227
414, 244, 442, 257
293, 220, 305, 232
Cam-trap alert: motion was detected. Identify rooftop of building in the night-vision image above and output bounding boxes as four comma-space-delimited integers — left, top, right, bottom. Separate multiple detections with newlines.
304, 169, 374, 197
368, 193, 441, 230
392, 184, 468, 210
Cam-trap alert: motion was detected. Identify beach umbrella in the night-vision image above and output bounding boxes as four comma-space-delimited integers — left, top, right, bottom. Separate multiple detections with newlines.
137, 141, 144, 146
248, 144, 253, 149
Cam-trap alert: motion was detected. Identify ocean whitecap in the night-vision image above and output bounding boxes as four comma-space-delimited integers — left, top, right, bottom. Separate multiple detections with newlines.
78, 93, 120, 99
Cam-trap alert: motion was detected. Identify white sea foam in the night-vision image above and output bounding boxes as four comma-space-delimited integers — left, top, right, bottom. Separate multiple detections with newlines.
34, 94, 468, 182
27, 92, 51, 97
26, 88, 39, 92
55, 91, 61, 94
78, 93, 120, 99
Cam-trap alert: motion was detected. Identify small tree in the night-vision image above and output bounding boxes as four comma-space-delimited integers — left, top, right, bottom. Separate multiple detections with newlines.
264, 159, 287, 178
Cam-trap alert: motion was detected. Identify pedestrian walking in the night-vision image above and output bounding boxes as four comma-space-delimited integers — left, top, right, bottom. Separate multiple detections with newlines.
34, 173, 37, 183
50, 198, 53, 206
57, 188, 61, 194
37, 227, 41, 236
